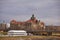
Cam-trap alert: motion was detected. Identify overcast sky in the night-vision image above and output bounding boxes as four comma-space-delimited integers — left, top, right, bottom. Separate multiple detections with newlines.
0, 0, 60, 26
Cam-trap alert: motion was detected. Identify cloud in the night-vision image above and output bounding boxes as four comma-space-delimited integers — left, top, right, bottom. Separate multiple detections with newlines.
40, 18, 60, 26
0, 0, 60, 25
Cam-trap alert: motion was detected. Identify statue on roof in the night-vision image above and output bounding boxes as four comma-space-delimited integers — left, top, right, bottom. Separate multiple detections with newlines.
31, 14, 36, 20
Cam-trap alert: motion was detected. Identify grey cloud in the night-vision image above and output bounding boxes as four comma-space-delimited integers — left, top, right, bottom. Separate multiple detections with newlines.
0, 0, 60, 25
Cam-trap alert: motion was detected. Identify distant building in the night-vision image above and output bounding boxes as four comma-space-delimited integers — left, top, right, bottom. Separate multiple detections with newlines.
10, 14, 45, 31
45, 25, 60, 31
0, 23, 7, 32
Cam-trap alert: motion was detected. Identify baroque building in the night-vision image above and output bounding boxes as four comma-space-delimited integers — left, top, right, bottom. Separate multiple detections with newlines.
10, 14, 45, 31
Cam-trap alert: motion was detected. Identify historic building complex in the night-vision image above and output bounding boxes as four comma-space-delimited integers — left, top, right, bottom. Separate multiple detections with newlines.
10, 14, 45, 31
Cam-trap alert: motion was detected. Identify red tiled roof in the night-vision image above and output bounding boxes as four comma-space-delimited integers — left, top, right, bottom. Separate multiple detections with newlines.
26, 18, 38, 23
10, 18, 44, 25
11, 20, 16, 22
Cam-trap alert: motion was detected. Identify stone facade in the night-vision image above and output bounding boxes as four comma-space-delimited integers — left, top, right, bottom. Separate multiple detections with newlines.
10, 14, 45, 31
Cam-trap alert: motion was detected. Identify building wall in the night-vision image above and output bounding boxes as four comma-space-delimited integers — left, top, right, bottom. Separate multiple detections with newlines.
45, 26, 60, 31
10, 14, 45, 31
0, 23, 7, 31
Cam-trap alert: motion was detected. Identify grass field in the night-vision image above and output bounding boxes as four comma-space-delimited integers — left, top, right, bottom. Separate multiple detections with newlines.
0, 36, 60, 40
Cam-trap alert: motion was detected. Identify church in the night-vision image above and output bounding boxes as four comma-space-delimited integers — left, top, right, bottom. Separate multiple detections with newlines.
10, 14, 45, 31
